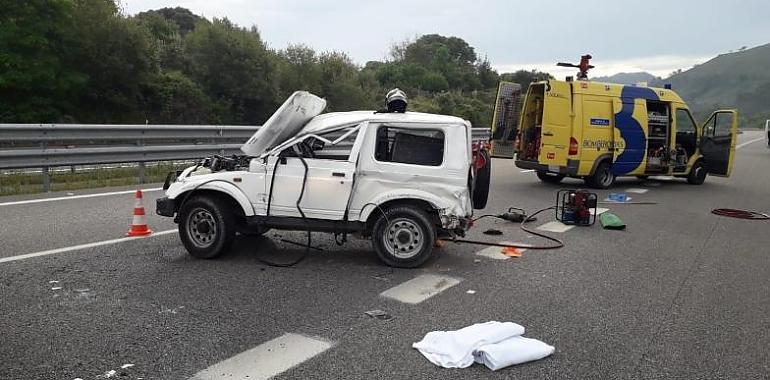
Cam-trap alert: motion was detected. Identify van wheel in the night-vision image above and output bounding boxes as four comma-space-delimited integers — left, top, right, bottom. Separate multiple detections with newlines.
687, 161, 707, 185
536, 171, 565, 184
178, 196, 236, 259
472, 150, 491, 209
586, 161, 615, 189
372, 206, 436, 268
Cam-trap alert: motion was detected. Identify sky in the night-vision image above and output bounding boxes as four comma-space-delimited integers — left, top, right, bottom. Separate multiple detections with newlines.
122, 0, 770, 78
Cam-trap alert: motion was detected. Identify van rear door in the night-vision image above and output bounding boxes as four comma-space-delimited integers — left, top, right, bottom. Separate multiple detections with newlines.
700, 110, 738, 176
489, 81, 523, 159
538, 81, 572, 168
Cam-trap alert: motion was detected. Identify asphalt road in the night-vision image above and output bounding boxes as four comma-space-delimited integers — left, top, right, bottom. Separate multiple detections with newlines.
1, 131, 768, 380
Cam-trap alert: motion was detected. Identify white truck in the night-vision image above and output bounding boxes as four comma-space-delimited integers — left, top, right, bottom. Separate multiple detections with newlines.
156, 91, 492, 267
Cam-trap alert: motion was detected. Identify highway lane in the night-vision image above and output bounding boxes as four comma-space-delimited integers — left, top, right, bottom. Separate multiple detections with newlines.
1, 130, 768, 379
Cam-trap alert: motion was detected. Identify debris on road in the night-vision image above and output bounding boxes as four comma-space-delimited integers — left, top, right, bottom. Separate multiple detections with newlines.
501, 247, 523, 257
413, 321, 553, 370
466, 290, 476, 294
483, 229, 503, 235
120, 364, 134, 369
607, 193, 630, 203
364, 309, 394, 321
51, 287, 62, 290
600, 213, 626, 230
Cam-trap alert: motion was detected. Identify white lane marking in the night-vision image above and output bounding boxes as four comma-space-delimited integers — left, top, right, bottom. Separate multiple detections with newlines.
520, 169, 535, 173
189, 333, 334, 380
0, 230, 177, 264
590, 207, 610, 216
380, 274, 461, 304
0, 187, 162, 207
625, 188, 649, 194
736, 137, 764, 149
475, 245, 528, 260
537, 221, 575, 233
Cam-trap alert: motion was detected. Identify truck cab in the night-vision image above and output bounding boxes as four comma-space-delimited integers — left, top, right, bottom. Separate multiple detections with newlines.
156, 91, 486, 268
508, 79, 738, 188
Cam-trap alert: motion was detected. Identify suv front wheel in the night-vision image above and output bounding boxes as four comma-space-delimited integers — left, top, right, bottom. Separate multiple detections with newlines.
178, 196, 236, 259
372, 206, 436, 268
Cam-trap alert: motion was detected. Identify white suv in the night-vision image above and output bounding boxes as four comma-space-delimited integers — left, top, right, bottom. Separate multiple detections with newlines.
157, 91, 490, 267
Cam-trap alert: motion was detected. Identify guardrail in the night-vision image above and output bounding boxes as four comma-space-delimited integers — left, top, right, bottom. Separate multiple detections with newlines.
1, 124, 491, 192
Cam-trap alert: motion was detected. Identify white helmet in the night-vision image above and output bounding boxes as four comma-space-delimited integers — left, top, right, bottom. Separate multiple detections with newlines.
385, 88, 407, 113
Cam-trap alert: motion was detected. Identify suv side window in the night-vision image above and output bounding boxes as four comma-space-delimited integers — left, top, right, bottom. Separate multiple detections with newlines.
374, 126, 445, 166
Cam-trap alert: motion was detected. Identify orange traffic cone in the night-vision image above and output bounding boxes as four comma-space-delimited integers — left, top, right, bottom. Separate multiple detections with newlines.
127, 189, 153, 237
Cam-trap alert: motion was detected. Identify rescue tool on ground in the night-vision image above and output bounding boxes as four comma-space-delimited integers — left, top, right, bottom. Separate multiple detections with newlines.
490, 55, 739, 188
156, 90, 493, 268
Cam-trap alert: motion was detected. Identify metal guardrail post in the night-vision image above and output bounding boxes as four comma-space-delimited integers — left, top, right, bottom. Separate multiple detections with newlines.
137, 138, 146, 184
42, 166, 51, 192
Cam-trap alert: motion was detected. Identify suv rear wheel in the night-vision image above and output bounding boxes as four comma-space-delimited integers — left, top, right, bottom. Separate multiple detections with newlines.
372, 206, 436, 268
178, 196, 236, 259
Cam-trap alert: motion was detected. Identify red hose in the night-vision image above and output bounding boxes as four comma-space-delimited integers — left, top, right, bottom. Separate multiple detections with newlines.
711, 208, 769, 220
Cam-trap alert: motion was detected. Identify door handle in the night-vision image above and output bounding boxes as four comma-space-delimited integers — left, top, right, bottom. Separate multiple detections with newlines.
332, 172, 346, 177
543, 132, 554, 137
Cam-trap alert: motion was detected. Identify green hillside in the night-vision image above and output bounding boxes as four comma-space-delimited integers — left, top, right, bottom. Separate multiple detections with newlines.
663, 43, 770, 127
593, 72, 659, 85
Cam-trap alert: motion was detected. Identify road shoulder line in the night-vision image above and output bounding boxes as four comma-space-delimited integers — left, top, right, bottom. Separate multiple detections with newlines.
0, 229, 177, 264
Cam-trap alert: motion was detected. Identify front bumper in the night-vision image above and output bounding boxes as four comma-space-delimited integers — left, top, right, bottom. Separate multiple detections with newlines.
156, 197, 176, 217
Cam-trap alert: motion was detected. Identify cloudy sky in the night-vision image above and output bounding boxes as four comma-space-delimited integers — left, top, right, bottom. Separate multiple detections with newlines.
122, 0, 769, 78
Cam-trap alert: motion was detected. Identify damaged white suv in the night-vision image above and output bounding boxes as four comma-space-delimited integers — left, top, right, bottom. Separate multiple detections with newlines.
157, 91, 491, 267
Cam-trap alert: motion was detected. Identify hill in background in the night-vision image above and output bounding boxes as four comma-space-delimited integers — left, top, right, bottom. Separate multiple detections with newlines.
591, 45, 769, 127
593, 72, 660, 85
663, 43, 770, 126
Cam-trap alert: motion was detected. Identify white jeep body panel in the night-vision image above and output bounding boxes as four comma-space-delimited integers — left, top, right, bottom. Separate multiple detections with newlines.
165, 110, 474, 228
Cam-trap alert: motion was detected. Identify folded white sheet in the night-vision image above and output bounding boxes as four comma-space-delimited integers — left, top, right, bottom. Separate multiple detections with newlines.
412, 321, 525, 368
474, 336, 555, 371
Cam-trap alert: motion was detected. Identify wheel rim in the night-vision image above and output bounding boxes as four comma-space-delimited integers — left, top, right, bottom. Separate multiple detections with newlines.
186, 208, 217, 248
599, 166, 614, 187
383, 218, 424, 259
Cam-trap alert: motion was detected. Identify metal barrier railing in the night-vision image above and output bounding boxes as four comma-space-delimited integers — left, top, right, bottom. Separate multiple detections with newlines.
0, 124, 491, 192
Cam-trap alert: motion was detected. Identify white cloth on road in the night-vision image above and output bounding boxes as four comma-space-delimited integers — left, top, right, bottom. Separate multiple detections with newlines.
473, 336, 555, 370
412, 321, 525, 368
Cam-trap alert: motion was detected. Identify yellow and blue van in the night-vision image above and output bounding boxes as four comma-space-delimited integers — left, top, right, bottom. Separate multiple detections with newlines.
494, 79, 738, 188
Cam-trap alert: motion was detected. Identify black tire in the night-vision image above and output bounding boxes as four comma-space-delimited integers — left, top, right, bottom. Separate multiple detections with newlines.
687, 161, 707, 185
536, 171, 565, 184
372, 206, 436, 268
472, 150, 491, 209
586, 161, 616, 189
178, 196, 236, 259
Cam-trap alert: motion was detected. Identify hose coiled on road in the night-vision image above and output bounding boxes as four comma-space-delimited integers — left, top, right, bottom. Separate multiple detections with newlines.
711, 208, 769, 220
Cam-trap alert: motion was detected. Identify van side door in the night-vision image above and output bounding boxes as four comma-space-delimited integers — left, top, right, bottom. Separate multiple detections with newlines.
700, 110, 738, 176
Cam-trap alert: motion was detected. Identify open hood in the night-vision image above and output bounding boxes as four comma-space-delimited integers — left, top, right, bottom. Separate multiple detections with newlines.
240, 91, 326, 156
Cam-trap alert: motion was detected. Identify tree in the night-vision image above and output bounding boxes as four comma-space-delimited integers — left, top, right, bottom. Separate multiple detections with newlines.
0, 0, 86, 122
141, 70, 211, 124
500, 70, 553, 89
66, 0, 158, 123
185, 18, 277, 124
